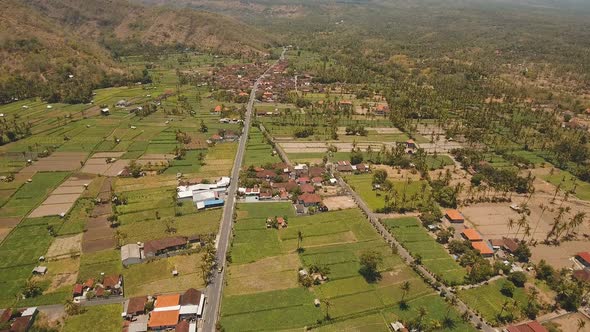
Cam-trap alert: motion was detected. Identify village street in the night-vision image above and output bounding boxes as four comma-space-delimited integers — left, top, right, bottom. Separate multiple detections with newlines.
201, 48, 287, 332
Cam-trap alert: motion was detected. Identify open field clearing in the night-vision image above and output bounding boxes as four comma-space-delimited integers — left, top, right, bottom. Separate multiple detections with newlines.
458, 278, 530, 324
221, 203, 473, 331
62, 304, 122, 332
123, 254, 206, 297
345, 173, 430, 212
244, 127, 281, 166
384, 217, 466, 285
0, 172, 69, 218
0, 217, 60, 307
322, 195, 357, 211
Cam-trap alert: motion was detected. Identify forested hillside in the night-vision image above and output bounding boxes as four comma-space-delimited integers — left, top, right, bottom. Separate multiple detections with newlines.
0, 0, 274, 104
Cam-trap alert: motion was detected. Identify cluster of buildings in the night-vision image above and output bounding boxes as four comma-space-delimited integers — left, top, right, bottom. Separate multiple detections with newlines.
207, 131, 239, 144
445, 209, 520, 259
333, 160, 370, 174
72, 275, 123, 302
176, 176, 230, 210
121, 236, 202, 267
239, 163, 332, 213
209, 63, 266, 92
0, 307, 38, 332
257, 59, 294, 103
123, 288, 205, 332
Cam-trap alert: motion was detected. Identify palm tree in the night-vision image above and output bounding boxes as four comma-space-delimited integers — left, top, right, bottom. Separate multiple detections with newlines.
446, 296, 458, 319
400, 281, 411, 305
498, 300, 510, 319
297, 231, 304, 252
321, 299, 332, 320
417, 306, 428, 330
577, 318, 587, 332
114, 230, 127, 249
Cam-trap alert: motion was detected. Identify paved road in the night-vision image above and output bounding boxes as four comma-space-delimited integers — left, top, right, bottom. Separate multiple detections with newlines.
201, 48, 286, 332
338, 178, 497, 332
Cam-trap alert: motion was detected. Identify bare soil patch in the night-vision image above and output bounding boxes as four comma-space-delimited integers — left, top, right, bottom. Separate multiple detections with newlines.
46, 233, 83, 258
323, 196, 357, 211
547, 312, 590, 332
0, 227, 11, 242
25, 152, 88, 172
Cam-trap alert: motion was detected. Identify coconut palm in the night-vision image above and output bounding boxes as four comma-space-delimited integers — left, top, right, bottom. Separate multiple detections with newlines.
297, 231, 304, 252
321, 299, 332, 320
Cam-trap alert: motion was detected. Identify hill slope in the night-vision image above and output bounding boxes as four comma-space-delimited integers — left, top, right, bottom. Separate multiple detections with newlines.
0, 0, 273, 104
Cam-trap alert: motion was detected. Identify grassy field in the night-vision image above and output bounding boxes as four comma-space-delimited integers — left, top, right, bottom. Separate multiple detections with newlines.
383, 217, 466, 285
0, 217, 61, 307
123, 253, 206, 297
425, 155, 455, 170
345, 174, 430, 212
0, 172, 69, 217
62, 304, 122, 332
459, 278, 530, 325
221, 203, 473, 331
543, 169, 590, 201
77, 249, 122, 282
244, 127, 281, 167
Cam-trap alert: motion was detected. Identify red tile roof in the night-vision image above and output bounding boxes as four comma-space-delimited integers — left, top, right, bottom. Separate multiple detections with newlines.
176, 320, 190, 332
144, 237, 186, 256
577, 252, 590, 265
73, 284, 83, 295
461, 229, 483, 241
472, 241, 494, 255
155, 294, 180, 308
573, 269, 590, 282
148, 310, 179, 328
311, 177, 323, 183
127, 296, 147, 315
300, 193, 321, 204
83, 278, 94, 289
102, 275, 120, 288
445, 209, 464, 221
180, 288, 202, 306
300, 184, 315, 193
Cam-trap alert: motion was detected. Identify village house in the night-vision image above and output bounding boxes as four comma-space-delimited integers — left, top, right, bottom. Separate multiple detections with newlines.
445, 209, 464, 224
405, 139, 417, 150
179, 288, 206, 319
354, 163, 370, 173
299, 183, 315, 194
575, 252, 590, 268
143, 237, 187, 258
0, 307, 37, 332
311, 177, 323, 187
373, 104, 390, 116
461, 228, 483, 242
298, 193, 322, 207
336, 161, 354, 173
471, 241, 494, 257
573, 269, 590, 283
125, 296, 148, 318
